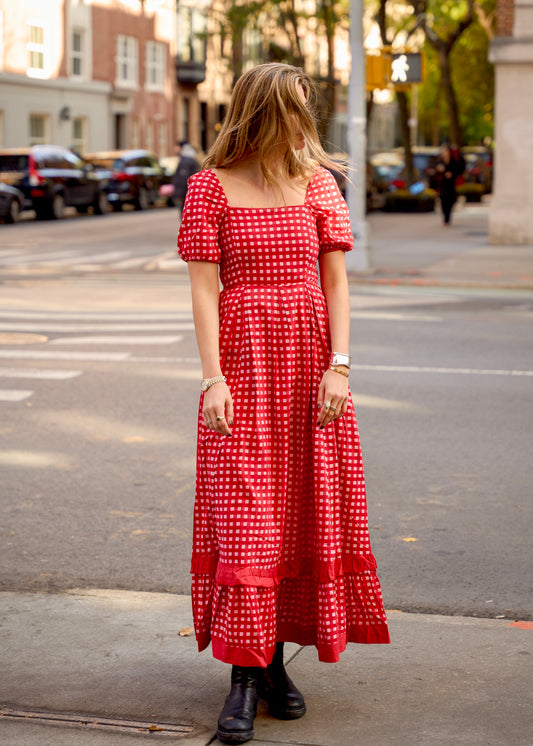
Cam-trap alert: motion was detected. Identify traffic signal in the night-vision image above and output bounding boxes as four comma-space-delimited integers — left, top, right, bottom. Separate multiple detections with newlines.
390, 53, 423, 84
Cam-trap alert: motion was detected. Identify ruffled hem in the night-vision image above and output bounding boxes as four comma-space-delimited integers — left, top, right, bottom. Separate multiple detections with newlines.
197, 621, 390, 667
192, 553, 378, 586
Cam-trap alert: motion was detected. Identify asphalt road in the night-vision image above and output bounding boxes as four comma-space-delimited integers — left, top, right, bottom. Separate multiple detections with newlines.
0, 207, 532, 621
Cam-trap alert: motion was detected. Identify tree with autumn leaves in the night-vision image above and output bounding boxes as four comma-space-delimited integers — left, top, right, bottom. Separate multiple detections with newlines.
208, 0, 495, 149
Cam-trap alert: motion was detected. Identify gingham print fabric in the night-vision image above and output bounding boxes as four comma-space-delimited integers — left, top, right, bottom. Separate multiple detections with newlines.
178, 167, 390, 667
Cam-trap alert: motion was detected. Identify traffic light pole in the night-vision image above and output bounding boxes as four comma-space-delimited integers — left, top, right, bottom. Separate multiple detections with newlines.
345, 0, 370, 272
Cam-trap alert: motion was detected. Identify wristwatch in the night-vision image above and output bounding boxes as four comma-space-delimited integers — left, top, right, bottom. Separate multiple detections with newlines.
330, 352, 351, 367
201, 375, 226, 392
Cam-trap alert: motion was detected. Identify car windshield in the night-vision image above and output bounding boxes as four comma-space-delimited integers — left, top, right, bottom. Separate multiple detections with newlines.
112, 159, 126, 170
0, 154, 29, 172
86, 157, 115, 169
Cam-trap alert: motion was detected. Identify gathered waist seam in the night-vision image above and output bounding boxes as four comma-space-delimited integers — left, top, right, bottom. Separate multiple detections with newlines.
221, 280, 320, 291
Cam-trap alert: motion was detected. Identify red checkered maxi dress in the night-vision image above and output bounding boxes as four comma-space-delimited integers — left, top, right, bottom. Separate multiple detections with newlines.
178, 167, 390, 667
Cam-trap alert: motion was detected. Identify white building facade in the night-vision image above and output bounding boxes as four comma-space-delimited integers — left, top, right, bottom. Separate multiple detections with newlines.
489, 0, 533, 244
0, 0, 176, 156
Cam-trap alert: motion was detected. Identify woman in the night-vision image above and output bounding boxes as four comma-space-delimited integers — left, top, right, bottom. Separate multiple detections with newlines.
436, 143, 465, 226
178, 63, 389, 745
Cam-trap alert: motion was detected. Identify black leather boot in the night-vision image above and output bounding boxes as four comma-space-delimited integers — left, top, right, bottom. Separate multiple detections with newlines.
217, 665, 261, 744
260, 643, 306, 720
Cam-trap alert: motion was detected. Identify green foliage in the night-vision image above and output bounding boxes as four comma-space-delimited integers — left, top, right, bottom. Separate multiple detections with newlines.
395, 0, 495, 145
416, 10, 494, 145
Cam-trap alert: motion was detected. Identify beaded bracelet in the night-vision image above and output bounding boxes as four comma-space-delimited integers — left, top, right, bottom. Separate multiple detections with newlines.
329, 365, 349, 378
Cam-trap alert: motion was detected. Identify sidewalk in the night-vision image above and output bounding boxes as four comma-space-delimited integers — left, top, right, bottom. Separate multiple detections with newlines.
1, 589, 531, 745
351, 201, 533, 290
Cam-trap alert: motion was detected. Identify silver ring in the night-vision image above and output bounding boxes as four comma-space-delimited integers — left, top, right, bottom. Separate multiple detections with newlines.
330, 405, 337, 411
216, 415, 224, 422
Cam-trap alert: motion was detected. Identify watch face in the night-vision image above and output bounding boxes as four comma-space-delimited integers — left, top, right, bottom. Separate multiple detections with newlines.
333, 354, 349, 366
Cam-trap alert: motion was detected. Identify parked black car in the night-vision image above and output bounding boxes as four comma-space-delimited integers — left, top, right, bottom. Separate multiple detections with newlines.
84, 150, 164, 211
0, 183, 24, 223
0, 145, 109, 220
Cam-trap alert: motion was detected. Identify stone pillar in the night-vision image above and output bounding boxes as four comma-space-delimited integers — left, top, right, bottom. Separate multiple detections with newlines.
489, 0, 533, 245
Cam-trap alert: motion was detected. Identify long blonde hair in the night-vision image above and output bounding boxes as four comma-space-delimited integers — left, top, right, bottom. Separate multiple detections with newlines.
203, 63, 344, 186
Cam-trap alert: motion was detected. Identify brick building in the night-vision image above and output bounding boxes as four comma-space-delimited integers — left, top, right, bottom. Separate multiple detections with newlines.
489, 0, 533, 244
0, 0, 178, 157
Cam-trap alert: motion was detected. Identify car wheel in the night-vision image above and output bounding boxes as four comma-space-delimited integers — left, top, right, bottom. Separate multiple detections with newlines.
51, 193, 65, 219
135, 186, 149, 211
94, 191, 109, 215
6, 198, 21, 224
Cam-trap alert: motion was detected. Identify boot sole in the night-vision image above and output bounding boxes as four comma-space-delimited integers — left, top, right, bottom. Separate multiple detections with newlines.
268, 703, 307, 720
216, 726, 254, 744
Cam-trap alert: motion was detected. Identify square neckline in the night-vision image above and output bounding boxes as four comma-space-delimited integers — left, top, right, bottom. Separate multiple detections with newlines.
208, 168, 319, 211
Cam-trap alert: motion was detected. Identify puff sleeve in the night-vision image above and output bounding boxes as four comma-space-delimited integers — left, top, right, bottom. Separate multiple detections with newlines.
307, 167, 354, 254
177, 170, 227, 263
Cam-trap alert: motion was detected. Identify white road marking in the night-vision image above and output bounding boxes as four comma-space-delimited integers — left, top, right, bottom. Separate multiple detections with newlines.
0, 249, 81, 264
49, 335, 183, 345
0, 322, 195, 332
0, 389, 33, 401
0, 368, 81, 380
0, 450, 71, 467
350, 311, 441, 322
0, 350, 130, 361
351, 364, 533, 377
0, 311, 193, 320
109, 257, 155, 269
0, 349, 530, 379
1, 250, 131, 266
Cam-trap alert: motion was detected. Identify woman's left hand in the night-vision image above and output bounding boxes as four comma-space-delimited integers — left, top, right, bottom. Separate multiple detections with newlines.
317, 368, 349, 428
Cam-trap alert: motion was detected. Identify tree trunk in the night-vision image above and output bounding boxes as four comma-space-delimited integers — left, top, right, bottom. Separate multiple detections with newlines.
437, 44, 462, 146
397, 90, 414, 186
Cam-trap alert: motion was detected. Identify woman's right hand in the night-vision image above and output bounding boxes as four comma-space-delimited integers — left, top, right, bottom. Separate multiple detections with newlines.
203, 382, 234, 436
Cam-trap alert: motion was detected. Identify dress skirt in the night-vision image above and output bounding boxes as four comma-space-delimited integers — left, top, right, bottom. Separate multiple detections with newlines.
178, 167, 390, 667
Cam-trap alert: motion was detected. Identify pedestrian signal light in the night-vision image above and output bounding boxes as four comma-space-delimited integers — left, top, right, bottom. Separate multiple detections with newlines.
391, 53, 423, 84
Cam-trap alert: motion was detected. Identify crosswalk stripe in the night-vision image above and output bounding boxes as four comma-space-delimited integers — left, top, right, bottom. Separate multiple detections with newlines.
59, 251, 132, 265
0, 249, 81, 264
109, 257, 153, 269
0, 389, 33, 401
49, 335, 183, 345
350, 311, 441, 322
0, 368, 81, 380
0, 322, 195, 332
0, 311, 193, 320
0, 350, 130, 361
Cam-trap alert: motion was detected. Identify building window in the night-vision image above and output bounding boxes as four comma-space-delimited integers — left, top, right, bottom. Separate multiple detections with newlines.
158, 120, 167, 157
27, 21, 49, 78
29, 114, 49, 145
177, 7, 206, 63
145, 41, 165, 91
72, 118, 87, 154
131, 118, 140, 149
180, 98, 190, 142
72, 30, 84, 78
0, 10, 4, 72
146, 120, 154, 152
116, 35, 138, 87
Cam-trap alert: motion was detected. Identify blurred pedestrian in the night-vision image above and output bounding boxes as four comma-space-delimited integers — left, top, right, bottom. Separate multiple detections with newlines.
177, 62, 389, 745
172, 140, 199, 215
436, 143, 465, 226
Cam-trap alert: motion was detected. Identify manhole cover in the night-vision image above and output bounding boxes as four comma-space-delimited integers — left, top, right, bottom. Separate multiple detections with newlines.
0, 708, 194, 738
0, 333, 48, 344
